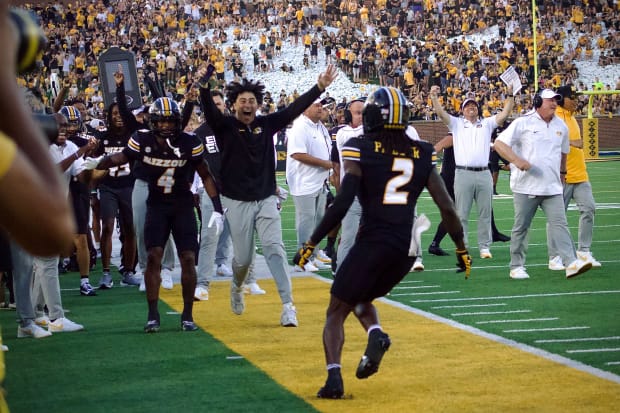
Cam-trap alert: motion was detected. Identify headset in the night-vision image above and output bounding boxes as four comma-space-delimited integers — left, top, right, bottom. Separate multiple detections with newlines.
533, 92, 543, 109
343, 97, 366, 124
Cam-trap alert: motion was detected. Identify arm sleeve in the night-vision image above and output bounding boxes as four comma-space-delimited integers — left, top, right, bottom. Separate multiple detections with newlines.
309, 173, 359, 245
116, 82, 143, 134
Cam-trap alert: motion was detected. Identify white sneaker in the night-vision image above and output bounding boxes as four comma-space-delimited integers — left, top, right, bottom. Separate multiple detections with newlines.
565, 258, 592, 279
243, 282, 266, 295
139, 277, 146, 292
230, 282, 245, 315
216, 264, 233, 277
18, 322, 52, 339
48, 317, 84, 333
280, 302, 298, 327
411, 257, 424, 272
194, 286, 209, 301
480, 249, 493, 259
315, 249, 332, 264
548, 256, 565, 270
35, 315, 50, 327
577, 251, 601, 267
509, 267, 530, 280
161, 269, 173, 290
311, 257, 330, 270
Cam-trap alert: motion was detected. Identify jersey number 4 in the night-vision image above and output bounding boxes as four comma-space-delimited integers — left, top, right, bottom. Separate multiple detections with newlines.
157, 167, 176, 193
383, 158, 413, 205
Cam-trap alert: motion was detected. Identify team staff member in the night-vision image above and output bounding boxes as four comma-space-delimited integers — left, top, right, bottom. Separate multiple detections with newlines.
494, 89, 592, 280
85, 97, 224, 332
286, 98, 332, 272
547, 85, 601, 270
295, 87, 471, 399
199, 64, 338, 327
430, 85, 514, 259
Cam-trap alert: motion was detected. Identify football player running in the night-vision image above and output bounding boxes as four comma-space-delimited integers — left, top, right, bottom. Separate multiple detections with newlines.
295, 87, 471, 398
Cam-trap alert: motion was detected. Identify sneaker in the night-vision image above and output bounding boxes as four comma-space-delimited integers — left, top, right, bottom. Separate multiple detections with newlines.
121, 270, 142, 287
311, 257, 331, 270
48, 317, 84, 333
17, 322, 52, 339
411, 257, 424, 272
139, 277, 146, 292
577, 251, 602, 267
98, 271, 114, 289
144, 319, 160, 333
492, 232, 511, 242
181, 320, 199, 332
80, 282, 97, 296
280, 302, 298, 327
565, 259, 592, 279
356, 329, 391, 379
315, 249, 332, 264
243, 282, 266, 295
161, 269, 173, 290
194, 286, 209, 301
35, 315, 50, 327
216, 264, 233, 277
509, 267, 530, 280
230, 282, 245, 315
8, 302, 16, 309
428, 244, 450, 256
317, 368, 344, 399
548, 256, 565, 271
304, 261, 320, 272
479, 249, 493, 259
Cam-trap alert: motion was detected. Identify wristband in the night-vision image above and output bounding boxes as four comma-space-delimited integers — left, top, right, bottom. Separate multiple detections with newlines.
560, 171, 567, 174
210, 195, 223, 214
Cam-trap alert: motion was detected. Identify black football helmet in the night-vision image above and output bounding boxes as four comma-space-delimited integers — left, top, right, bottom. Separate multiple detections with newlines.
149, 97, 182, 140
59, 105, 82, 133
362, 87, 409, 133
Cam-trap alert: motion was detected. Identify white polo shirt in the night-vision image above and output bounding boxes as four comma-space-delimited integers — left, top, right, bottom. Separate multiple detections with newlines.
496, 111, 569, 196
285, 114, 332, 196
448, 115, 497, 168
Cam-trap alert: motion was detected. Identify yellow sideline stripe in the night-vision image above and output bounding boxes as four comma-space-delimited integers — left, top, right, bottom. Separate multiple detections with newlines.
161, 277, 620, 413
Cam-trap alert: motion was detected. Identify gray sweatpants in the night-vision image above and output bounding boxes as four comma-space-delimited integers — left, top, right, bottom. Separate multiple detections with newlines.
10, 240, 35, 327
336, 197, 361, 271
454, 169, 493, 250
292, 187, 326, 248
510, 193, 577, 269
222, 195, 292, 304
32, 256, 64, 320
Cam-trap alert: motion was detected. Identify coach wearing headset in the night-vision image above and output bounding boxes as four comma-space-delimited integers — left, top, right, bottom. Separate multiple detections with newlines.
494, 89, 592, 280
430, 85, 514, 260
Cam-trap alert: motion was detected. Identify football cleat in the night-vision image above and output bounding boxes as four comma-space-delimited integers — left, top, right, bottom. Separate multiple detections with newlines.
317, 368, 344, 399
356, 329, 391, 379
144, 320, 160, 333
181, 320, 199, 332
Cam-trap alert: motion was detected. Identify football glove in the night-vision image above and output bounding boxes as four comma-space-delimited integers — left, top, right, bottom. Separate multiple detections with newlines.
293, 243, 315, 269
82, 155, 103, 170
207, 210, 225, 237
456, 249, 472, 279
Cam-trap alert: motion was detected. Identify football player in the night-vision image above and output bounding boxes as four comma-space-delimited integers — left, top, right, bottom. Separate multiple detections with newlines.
294, 87, 471, 399
84, 97, 223, 333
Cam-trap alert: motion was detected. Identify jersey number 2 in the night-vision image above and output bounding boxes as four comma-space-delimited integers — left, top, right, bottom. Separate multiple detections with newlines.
383, 158, 413, 205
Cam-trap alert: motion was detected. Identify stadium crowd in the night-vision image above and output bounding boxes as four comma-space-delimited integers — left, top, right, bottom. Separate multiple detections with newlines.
15, 0, 620, 120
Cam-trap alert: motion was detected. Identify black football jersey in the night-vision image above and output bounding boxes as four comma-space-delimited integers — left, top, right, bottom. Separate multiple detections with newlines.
341, 136, 437, 249
94, 131, 134, 188
123, 130, 205, 203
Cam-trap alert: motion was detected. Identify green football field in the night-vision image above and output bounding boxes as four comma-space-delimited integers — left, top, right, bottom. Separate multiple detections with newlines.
1, 160, 619, 412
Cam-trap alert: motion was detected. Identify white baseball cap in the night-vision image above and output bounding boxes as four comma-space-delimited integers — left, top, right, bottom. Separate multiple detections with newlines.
539, 89, 561, 100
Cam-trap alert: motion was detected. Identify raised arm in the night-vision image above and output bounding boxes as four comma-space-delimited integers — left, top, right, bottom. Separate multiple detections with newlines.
429, 85, 451, 125
495, 85, 515, 127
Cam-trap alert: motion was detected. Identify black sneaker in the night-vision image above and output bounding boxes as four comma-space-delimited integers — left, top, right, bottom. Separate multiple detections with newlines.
317, 368, 344, 399
79, 282, 97, 296
181, 320, 199, 331
144, 320, 160, 333
428, 244, 450, 256
356, 329, 391, 379
493, 232, 511, 242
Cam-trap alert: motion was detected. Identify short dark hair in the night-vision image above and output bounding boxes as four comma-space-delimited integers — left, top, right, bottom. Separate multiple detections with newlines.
226, 78, 265, 105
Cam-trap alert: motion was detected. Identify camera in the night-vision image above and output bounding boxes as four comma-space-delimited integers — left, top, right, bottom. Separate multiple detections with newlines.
9, 8, 48, 74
